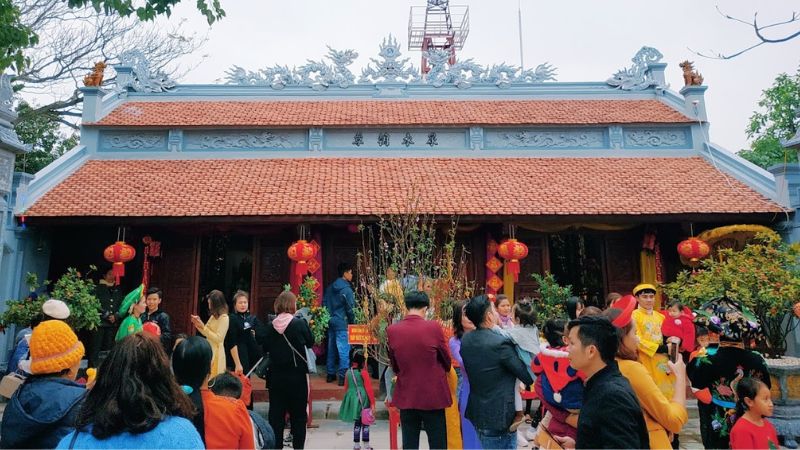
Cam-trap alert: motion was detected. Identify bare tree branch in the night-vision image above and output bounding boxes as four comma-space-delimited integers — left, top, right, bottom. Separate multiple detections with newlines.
692, 5, 800, 60
11, 0, 207, 127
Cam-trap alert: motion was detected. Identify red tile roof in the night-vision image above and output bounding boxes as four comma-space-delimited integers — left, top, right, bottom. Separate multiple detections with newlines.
90, 100, 693, 127
24, 157, 782, 218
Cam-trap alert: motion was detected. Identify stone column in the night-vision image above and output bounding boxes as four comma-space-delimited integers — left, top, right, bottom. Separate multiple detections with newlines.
0, 74, 30, 369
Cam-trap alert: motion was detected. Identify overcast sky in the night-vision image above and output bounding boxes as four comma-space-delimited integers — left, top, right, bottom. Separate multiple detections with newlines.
166, 0, 800, 154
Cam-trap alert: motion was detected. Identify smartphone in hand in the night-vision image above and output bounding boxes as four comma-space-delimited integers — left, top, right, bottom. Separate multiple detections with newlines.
668, 342, 678, 363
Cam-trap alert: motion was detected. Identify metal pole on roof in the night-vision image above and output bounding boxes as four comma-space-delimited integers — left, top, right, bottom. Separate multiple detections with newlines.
518, 0, 524, 70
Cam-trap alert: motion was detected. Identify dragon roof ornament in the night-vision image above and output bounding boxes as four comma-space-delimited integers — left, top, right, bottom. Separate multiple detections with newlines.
116, 50, 177, 93
223, 35, 557, 90
606, 46, 664, 91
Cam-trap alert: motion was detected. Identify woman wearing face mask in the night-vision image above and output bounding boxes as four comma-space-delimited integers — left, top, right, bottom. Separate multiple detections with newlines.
225, 290, 262, 375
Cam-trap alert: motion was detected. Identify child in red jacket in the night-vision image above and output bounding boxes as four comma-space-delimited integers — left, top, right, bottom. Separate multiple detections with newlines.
661, 299, 696, 358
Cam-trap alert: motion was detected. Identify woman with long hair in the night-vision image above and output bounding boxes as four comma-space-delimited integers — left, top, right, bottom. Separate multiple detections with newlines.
260, 290, 313, 449
192, 289, 229, 376
449, 299, 481, 449
172, 336, 255, 449
605, 295, 688, 450
57, 333, 202, 449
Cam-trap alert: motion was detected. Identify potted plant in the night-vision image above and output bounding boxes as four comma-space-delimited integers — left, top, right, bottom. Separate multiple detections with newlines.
664, 231, 800, 447
663, 231, 800, 358
1, 267, 102, 333
530, 272, 571, 329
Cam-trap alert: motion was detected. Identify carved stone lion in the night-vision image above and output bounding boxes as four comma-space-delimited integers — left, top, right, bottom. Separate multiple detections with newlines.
679, 60, 704, 86
83, 61, 107, 87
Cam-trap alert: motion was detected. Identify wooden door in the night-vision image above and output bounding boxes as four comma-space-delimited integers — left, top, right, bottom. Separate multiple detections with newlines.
148, 235, 200, 336
322, 230, 360, 291
253, 237, 290, 318
603, 234, 642, 296
514, 235, 550, 299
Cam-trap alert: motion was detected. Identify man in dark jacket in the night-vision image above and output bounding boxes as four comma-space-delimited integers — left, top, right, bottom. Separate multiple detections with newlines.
461, 295, 534, 450
554, 315, 649, 450
387, 291, 451, 450
90, 269, 121, 366
323, 262, 356, 385
1, 320, 87, 449
141, 286, 173, 354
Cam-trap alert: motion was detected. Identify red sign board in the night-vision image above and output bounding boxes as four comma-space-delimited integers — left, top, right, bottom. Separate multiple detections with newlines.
348, 324, 378, 345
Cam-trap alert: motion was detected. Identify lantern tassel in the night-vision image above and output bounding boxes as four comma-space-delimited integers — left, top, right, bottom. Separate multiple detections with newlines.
112, 262, 125, 285
295, 260, 309, 276
508, 260, 520, 282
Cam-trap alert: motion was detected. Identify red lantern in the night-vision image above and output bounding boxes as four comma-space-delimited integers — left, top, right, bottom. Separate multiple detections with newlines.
287, 240, 317, 276
104, 241, 136, 285
497, 239, 529, 282
677, 237, 710, 268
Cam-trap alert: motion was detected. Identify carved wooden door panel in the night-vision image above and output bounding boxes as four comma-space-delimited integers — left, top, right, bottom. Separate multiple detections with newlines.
254, 238, 289, 318
514, 236, 549, 300
604, 234, 641, 296
323, 231, 360, 292
148, 236, 199, 336
454, 232, 484, 292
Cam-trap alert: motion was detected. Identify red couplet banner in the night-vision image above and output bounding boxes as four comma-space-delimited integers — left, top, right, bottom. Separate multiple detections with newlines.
348, 324, 378, 345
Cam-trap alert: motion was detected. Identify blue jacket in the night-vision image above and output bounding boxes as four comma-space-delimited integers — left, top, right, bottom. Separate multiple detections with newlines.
0, 376, 86, 449
323, 278, 355, 331
56, 415, 203, 449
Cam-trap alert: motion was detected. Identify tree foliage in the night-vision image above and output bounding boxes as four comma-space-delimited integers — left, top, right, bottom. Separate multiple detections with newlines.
66, 0, 225, 25
0, 0, 38, 72
663, 232, 800, 357
738, 68, 800, 169
530, 272, 571, 329
13, 101, 77, 174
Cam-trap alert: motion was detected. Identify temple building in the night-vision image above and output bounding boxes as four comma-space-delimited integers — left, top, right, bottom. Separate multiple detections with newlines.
0, 40, 792, 353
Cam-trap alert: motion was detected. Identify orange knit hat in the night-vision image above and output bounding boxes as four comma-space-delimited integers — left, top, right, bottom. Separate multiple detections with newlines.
24, 320, 85, 375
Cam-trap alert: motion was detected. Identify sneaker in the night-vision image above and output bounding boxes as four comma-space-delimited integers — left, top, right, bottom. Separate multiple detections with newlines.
517, 430, 529, 447
338, 376, 345, 386
326, 374, 336, 383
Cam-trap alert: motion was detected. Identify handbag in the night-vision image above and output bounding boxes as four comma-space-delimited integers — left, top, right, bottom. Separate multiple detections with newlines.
251, 356, 270, 380
351, 368, 375, 425
282, 334, 315, 374
0, 372, 25, 399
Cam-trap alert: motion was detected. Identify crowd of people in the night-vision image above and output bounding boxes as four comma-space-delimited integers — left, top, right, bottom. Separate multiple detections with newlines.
0, 276, 314, 449
386, 284, 777, 450
0, 263, 780, 450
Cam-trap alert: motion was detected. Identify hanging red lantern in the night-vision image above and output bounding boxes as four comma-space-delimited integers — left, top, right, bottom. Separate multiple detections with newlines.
103, 241, 136, 285
287, 239, 317, 276
497, 238, 529, 282
677, 237, 710, 268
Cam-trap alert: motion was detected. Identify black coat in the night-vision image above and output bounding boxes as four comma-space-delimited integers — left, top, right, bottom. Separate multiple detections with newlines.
260, 317, 313, 375
141, 309, 172, 353
460, 328, 534, 431
576, 361, 650, 449
225, 312, 263, 373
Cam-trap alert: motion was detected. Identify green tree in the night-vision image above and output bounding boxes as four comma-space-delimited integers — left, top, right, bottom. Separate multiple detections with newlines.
13, 101, 78, 174
0, 0, 38, 72
66, 0, 224, 24
739, 68, 800, 169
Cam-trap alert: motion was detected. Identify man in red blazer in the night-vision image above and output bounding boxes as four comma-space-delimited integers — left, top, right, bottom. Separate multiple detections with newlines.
387, 290, 452, 449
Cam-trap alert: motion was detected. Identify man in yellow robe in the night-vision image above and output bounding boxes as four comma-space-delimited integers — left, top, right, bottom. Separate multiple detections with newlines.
631, 283, 675, 399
